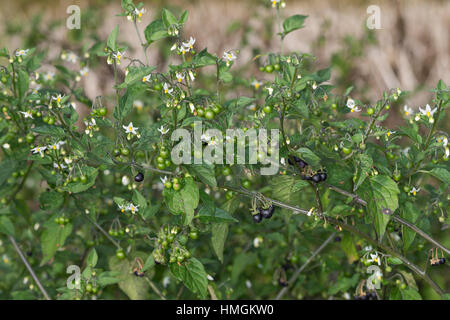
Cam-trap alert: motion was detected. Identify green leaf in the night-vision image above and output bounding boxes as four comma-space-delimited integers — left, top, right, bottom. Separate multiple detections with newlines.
401, 288, 422, 300
0, 216, 15, 236
282, 14, 308, 38
180, 177, 199, 225
108, 255, 149, 300
132, 189, 147, 210
87, 248, 98, 267
31, 125, 65, 138
211, 223, 228, 263
144, 19, 169, 43
41, 223, 73, 264
428, 168, 450, 185
186, 164, 217, 187
61, 167, 98, 193
39, 191, 64, 210
198, 207, 238, 223
18, 69, 29, 101
162, 8, 178, 28
170, 257, 208, 298
354, 154, 373, 191
341, 233, 358, 263
294, 147, 321, 167
401, 202, 420, 251
368, 175, 400, 239
119, 66, 156, 88
190, 49, 217, 68
107, 25, 119, 51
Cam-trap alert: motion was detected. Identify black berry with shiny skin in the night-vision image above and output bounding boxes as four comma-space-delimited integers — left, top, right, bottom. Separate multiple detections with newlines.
134, 172, 144, 182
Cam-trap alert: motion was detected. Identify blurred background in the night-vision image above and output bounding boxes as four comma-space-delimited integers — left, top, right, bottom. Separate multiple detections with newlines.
0, 0, 449, 120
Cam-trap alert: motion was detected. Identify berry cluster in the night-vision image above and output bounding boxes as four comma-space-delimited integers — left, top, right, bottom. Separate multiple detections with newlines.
152, 225, 192, 265
289, 156, 327, 183
251, 196, 276, 223
354, 291, 377, 300
430, 257, 446, 266
54, 215, 70, 225
155, 145, 172, 170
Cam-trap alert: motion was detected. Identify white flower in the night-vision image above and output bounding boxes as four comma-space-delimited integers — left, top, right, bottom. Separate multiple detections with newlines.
410, 187, 420, 196
43, 71, 55, 81
311, 81, 317, 90
189, 103, 196, 113
271, 0, 281, 7
162, 276, 170, 288
403, 105, 413, 117
15, 49, 29, 57
2, 143, 10, 149
118, 204, 127, 213
121, 175, 130, 186
134, 7, 146, 18
126, 203, 139, 214
201, 134, 211, 143
142, 74, 151, 82
245, 280, 252, 289
123, 122, 138, 135
364, 245, 373, 252
51, 94, 65, 104
307, 207, 314, 217
445, 147, 449, 159
188, 70, 195, 81
48, 141, 65, 151
19, 111, 33, 119
367, 252, 381, 265
207, 274, 214, 281
175, 72, 185, 83
66, 52, 78, 63
253, 236, 263, 248
160, 176, 169, 184
419, 104, 437, 122
31, 146, 47, 157
112, 51, 124, 64
386, 130, 396, 137
251, 80, 263, 90
266, 87, 274, 95
163, 83, 173, 95
158, 125, 169, 135
223, 51, 237, 63
346, 98, 361, 112
182, 37, 196, 51
80, 67, 89, 77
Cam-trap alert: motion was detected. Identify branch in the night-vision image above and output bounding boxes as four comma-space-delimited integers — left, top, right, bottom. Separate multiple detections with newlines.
325, 183, 450, 255
220, 184, 446, 297
275, 232, 336, 300
8, 235, 51, 300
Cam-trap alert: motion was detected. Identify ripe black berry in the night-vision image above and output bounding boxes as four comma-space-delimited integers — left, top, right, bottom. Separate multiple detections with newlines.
134, 172, 144, 182
252, 213, 263, 223
319, 172, 327, 181
334, 236, 341, 242
278, 278, 288, 287
134, 270, 145, 277
296, 159, 308, 168
301, 174, 312, 181
260, 205, 275, 219
439, 258, 446, 265
312, 174, 322, 183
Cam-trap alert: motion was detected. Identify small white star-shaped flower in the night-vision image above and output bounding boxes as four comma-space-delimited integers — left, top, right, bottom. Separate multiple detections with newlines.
223, 51, 236, 63
19, 111, 33, 119
142, 74, 151, 82
163, 83, 173, 95
410, 187, 420, 196
182, 37, 196, 51
31, 146, 47, 157
403, 105, 413, 116
15, 49, 29, 57
175, 72, 185, 83
123, 122, 138, 135
419, 104, 437, 120
158, 125, 169, 135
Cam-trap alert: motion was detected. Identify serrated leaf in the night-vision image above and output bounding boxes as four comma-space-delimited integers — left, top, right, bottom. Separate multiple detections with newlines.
170, 257, 208, 298
282, 14, 308, 37
211, 223, 228, 263
41, 223, 72, 264
186, 164, 217, 187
